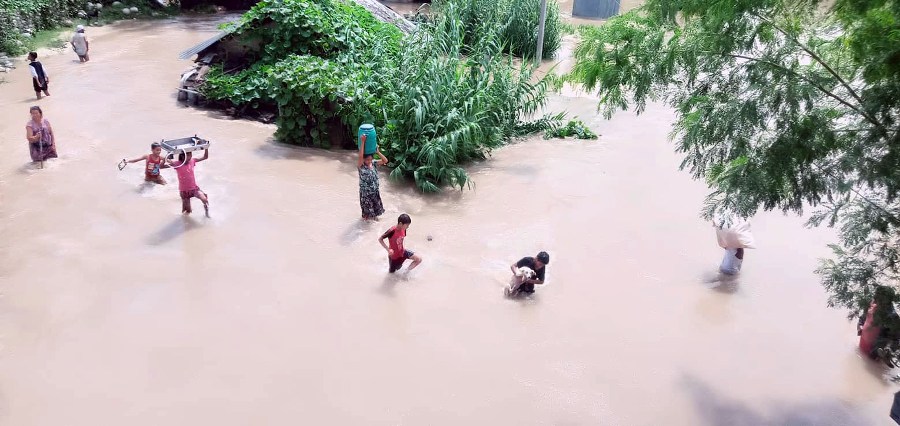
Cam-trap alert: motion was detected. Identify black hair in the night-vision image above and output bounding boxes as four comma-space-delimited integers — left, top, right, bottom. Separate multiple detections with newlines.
398, 214, 411, 225
873, 285, 899, 326
178, 152, 186, 162
151, 142, 161, 149
363, 153, 374, 160
29, 105, 42, 115
28, 51, 37, 60
537, 251, 550, 265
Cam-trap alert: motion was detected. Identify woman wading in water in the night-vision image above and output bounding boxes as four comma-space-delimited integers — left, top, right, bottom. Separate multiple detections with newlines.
359, 151, 388, 220
25, 106, 58, 166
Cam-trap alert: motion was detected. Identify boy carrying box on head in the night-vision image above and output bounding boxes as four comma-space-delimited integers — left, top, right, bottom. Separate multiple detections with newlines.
167, 148, 210, 217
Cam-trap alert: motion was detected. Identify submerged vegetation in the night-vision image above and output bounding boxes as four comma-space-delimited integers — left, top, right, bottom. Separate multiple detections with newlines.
202, 0, 559, 192
545, 120, 598, 140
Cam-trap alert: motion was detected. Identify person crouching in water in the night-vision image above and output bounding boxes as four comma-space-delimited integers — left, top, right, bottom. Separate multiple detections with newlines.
167, 148, 210, 217
509, 251, 549, 296
125, 142, 168, 184
359, 150, 387, 220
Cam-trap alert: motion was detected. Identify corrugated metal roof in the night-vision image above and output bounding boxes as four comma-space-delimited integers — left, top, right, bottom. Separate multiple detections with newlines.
178, 31, 229, 60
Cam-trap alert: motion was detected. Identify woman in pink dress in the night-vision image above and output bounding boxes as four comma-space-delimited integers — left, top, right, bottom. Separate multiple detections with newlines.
859, 302, 881, 356
25, 106, 58, 164
858, 286, 900, 365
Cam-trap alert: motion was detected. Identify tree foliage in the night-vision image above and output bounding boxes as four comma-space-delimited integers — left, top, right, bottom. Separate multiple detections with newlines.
567, 0, 900, 342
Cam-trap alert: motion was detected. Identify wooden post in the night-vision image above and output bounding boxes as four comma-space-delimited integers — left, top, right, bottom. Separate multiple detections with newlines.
535, 0, 549, 67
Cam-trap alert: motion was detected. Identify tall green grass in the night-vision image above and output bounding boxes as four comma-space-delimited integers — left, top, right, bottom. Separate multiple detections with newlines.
375, 2, 557, 191
437, 0, 563, 60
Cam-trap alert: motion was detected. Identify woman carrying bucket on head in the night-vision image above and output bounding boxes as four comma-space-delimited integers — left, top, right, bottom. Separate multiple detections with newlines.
357, 123, 387, 220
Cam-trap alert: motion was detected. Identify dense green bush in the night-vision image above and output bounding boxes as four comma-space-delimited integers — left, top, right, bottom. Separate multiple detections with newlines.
0, 0, 176, 55
202, 0, 558, 191
0, 0, 82, 54
203, 0, 401, 145
438, 0, 562, 60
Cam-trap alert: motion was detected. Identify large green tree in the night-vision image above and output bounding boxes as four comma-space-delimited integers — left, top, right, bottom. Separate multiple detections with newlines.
568, 0, 900, 349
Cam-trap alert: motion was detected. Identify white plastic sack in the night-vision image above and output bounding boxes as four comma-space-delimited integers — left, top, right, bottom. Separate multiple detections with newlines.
714, 218, 756, 249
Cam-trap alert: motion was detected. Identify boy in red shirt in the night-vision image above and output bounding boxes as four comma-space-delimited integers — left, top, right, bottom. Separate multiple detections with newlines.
379, 214, 423, 273
124, 142, 168, 185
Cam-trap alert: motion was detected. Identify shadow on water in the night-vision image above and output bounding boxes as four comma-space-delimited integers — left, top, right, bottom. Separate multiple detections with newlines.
378, 273, 400, 297
856, 348, 896, 382
701, 270, 741, 294
16, 162, 41, 175
340, 218, 374, 246
134, 181, 165, 194
680, 375, 874, 426
146, 215, 202, 245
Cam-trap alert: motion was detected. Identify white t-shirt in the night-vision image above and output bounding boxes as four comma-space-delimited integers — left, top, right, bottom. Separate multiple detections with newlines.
719, 248, 743, 275
72, 32, 88, 54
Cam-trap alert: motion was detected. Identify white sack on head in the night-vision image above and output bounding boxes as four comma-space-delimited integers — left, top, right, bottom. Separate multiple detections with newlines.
714, 216, 756, 249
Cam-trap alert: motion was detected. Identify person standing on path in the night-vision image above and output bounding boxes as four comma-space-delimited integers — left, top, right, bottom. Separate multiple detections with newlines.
27, 52, 50, 99
71, 25, 90, 62
359, 151, 387, 220
25, 106, 58, 165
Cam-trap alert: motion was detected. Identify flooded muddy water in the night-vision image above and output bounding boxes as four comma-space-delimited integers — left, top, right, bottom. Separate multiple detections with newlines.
0, 14, 897, 426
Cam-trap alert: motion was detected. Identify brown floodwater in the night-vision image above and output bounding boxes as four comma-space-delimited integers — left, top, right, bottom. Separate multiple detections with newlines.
0, 14, 898, 426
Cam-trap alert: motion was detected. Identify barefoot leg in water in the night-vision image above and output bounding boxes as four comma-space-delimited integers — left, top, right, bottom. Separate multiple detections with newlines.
198, 191, 210, 218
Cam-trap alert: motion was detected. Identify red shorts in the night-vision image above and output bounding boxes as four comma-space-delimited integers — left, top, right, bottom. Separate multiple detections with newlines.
179, 188, 207, 213
388, 250, 414, 273
145, 174, 166, 184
